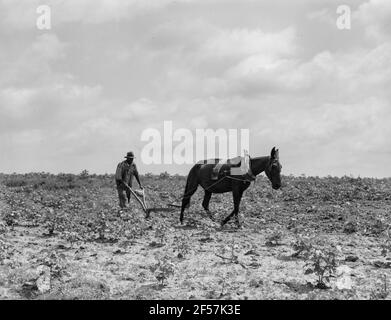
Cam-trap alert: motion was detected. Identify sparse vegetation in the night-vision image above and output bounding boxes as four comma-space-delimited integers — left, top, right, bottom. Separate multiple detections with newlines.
370, 274, 389, 300
0, 238, 13, 265
304, 248, 338, 289
155, 224, 169, 246
149, 254, 175, 287
291, 235, 313, 259
36, 250, 68, 280
380, 228, 391, 257
265, 231, 283, 247
173, 233, 191, 258
0, 173, 391, 299
215, 239, 243, 266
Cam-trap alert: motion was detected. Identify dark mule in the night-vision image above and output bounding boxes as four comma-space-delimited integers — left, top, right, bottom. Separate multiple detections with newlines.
180, 147, 282, 226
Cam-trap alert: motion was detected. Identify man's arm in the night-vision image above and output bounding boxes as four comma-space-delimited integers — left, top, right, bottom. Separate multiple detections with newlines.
115, 162, 125, 183
133, 164, 143, 188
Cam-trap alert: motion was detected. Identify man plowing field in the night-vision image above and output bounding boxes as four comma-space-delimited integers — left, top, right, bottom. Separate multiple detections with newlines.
115, 151, 144, 210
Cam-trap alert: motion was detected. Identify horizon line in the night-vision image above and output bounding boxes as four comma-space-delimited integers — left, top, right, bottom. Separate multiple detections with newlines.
0, 171, 390, 180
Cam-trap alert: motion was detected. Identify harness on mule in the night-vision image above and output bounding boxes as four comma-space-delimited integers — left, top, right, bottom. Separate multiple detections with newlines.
177, 151, 256, 205
211, 151, 255, 181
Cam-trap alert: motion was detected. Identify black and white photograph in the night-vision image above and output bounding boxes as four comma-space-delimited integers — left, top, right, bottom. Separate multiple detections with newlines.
0, 0, 391, 304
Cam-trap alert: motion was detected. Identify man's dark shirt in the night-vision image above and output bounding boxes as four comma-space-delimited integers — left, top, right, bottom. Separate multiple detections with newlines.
115, 161, 139, 187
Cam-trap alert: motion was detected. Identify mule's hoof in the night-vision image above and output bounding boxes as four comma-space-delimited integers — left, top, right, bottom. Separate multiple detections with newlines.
205, 210, 215, 221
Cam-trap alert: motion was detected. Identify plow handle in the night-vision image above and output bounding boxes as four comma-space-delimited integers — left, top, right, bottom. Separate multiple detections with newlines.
122, 182, 148, 213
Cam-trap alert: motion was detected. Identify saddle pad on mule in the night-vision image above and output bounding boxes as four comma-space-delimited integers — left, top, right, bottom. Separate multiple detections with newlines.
211, 156, 243, 180
196, 155, 254, 180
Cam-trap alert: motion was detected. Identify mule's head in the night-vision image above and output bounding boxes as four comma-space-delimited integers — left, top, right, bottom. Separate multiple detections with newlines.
265, 147, 282, 190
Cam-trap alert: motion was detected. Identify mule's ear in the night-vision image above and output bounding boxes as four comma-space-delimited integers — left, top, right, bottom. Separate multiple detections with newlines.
275, 149, 279, 160
271, 147, 276, 159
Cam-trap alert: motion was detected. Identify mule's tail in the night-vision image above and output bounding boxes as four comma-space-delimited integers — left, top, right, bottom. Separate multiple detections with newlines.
183, 164, 201, 200
180, 164, 200, 223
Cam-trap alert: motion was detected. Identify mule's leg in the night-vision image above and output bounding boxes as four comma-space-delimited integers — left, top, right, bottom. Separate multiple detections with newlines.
221, 187, 241, 227
180, 182, 198, 224
202, 191, 214, 221
233, 191, 244, 228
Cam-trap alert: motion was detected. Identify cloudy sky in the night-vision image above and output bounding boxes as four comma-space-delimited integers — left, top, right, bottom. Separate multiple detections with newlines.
0, 0, 390, 177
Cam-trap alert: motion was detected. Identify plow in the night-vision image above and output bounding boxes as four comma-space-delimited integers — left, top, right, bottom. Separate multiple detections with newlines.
122, 182, 181, 218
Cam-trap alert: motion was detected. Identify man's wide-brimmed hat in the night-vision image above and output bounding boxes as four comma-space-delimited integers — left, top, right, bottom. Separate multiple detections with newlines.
125, 151, 135, 159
